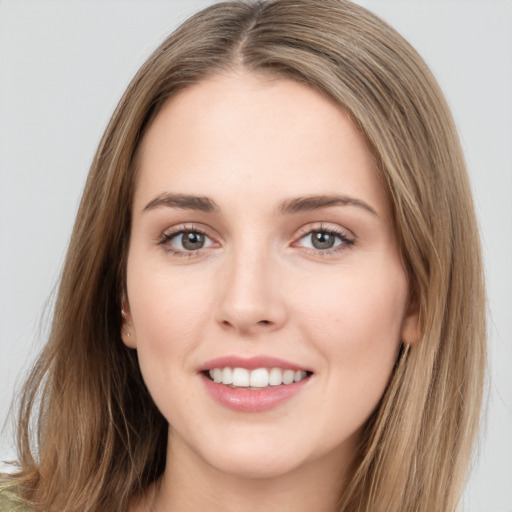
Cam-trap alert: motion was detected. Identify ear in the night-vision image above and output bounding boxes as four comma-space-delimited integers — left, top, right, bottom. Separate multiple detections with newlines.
121, 298, 137, 349
400, 292, 420, 345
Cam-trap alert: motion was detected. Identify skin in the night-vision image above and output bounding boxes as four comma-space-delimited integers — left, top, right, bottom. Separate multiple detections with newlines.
122, 71, 418, 512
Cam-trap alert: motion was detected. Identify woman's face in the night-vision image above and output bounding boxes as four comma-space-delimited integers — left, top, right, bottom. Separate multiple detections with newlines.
123, 72, 418, 480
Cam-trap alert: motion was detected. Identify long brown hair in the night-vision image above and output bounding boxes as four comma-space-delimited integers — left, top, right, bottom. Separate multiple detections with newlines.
3, 1, 486, 511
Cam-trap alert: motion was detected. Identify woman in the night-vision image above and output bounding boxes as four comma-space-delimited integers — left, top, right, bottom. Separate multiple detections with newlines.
0, 1, 486, 511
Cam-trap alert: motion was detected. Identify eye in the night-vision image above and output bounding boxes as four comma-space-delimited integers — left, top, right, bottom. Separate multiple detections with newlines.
174, 231, 209, 251
295, 227, 354, 253
158, 227, 216, 254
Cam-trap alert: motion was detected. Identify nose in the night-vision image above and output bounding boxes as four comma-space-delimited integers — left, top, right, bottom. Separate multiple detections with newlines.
214, 250, 287, 336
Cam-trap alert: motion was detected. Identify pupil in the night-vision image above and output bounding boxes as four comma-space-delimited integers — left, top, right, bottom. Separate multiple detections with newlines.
312, 231, 335, 249
182, 232, 204, 250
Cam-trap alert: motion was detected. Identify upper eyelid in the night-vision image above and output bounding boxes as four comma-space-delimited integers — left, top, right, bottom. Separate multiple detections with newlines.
160, 223, 214, 238
293, 222, 354, 239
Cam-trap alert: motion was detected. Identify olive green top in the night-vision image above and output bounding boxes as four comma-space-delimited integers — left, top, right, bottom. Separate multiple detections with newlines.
0, 487, 30, 512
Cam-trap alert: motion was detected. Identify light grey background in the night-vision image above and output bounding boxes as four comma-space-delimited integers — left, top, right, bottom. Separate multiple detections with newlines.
0, 1, 510, 510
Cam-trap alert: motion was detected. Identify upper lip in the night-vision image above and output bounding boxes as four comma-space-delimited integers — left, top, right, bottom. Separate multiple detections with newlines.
199, 355, 312, 372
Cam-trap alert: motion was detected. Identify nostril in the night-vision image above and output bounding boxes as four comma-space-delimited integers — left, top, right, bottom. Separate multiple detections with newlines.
218, 318, 275, 334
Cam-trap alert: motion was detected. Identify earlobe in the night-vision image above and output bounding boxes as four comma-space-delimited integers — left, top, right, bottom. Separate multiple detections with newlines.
401, 295, 420, 345
121, 301, 137, 348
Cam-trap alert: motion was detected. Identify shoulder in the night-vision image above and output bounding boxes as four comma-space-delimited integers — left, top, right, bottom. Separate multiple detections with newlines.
0, 486, 31, 512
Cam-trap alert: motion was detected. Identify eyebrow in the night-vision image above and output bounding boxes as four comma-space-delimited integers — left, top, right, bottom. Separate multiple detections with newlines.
278, 194, 378, 216
143, 193, 219, 213
142, 192, 377, 216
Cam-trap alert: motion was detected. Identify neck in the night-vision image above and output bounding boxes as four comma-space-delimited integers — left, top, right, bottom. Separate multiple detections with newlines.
145, 428, 357, 512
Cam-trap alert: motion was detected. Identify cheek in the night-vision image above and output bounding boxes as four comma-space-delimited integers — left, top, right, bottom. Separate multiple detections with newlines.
293, 265, 407, 442
125, 254, 216, 405
293, 261, 407, 392
128, 257, 211, 344
296, 256, 407, 341
126, 255, 215, 421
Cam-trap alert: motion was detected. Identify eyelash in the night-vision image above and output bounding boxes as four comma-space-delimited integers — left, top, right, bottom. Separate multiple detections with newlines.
156, 223, 355, 258
157, 224, 213, 258
294, 224, 355, 255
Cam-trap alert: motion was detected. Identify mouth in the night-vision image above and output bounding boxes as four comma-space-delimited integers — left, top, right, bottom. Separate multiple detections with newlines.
203, 367, 313, 389
199, 356, 313, 411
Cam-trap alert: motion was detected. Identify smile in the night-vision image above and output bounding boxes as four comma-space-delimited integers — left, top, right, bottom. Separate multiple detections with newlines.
207, 367, 310, 388
200, 356, 313, 412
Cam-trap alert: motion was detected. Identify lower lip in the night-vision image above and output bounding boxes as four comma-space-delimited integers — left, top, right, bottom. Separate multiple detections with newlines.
201, 373, 310, 412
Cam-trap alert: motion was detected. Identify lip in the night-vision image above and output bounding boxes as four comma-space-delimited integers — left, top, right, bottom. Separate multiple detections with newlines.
200, 373, 311, 412
199, 355, 313, 412
199, 355, 310, 372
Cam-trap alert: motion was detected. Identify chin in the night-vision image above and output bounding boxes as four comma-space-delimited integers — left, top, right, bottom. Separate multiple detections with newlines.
208, 450, 307, 480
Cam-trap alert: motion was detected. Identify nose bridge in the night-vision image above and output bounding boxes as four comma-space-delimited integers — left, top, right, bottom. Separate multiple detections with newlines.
216, 237, 285, 333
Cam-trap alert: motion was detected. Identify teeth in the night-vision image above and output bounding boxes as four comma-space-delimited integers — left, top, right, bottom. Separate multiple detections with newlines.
208, 367, 308, 388
282, 369, 295, 385
269, 367, 283, 386
212, 368, 222, 383
232, 367, 250, 387
221, 367, 233, 385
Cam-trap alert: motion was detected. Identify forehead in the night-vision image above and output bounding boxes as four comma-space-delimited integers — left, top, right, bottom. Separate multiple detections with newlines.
134, 71, 389, 219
